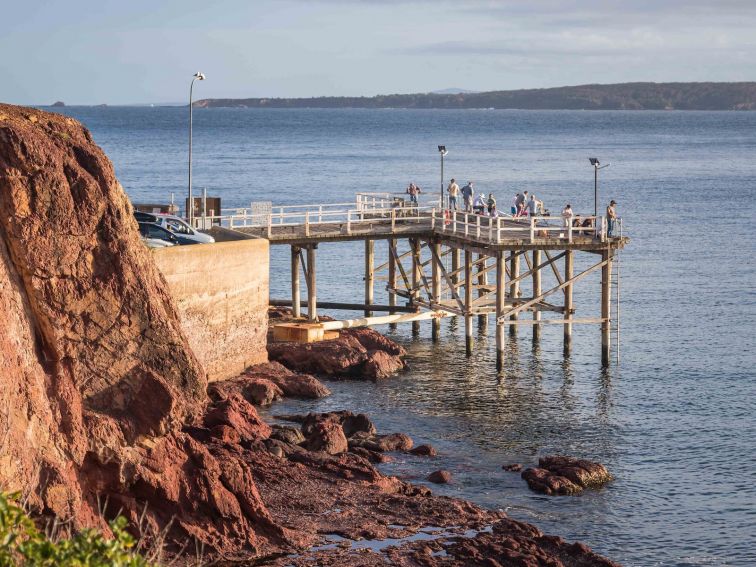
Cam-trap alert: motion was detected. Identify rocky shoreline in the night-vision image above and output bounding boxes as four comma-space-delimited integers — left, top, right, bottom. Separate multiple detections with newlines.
0, 103, 618, 566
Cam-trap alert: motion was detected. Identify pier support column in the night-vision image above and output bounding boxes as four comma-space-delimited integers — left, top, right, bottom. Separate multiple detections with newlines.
451, 247, 460, 287
601, 250, 613, 366
411, 239, 421, 335
388, 238, 397, 319
532, 249, 541, 342
464, 250, 473, 355
509, 251, 520, 336
291, 245, 301, 318
564, 250, 574, 355
364, 239, 374, 317
306, 245, 318, 322
496, 251, 506, 369
477, 254, 488, 328
431, 240, 441, 341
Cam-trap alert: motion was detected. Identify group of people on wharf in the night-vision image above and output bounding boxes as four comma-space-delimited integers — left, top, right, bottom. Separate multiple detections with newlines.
406, 180, 620, 237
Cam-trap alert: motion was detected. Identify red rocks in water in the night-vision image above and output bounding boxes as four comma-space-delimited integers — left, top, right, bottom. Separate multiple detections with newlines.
302, 417, 349, 455
349, 431, 414, 452
209, 362, 330, 407
522, 456, 613, 495
409, 444, 438, 456
502, 463, 524, 472
427, 470, 452, 484
267, 327, 407, 381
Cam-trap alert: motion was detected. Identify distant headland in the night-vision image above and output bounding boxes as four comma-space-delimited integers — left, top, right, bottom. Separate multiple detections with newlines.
194, 82, 756, 110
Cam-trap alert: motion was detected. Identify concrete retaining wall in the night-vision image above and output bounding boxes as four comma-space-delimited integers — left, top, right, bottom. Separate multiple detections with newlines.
153, 238, 269, 382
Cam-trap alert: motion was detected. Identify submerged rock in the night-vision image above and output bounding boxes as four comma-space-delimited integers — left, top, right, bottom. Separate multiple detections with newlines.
522, 456, 613, 495
428, 470, 452, 484
502, 463, 523, 472
409, 444, 438, 457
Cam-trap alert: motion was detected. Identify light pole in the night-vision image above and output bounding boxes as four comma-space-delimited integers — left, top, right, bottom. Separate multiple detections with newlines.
588, 157, 609, 218
188, 72, 205, 225
438, 145, 448, 209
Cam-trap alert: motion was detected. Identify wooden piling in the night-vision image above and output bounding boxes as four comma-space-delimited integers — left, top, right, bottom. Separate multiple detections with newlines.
564, 250, 574, 354
307, 245, 317, 322
364, 239, 374, 317
464, 249, 473, 355
451, 247, 460, 287
291, 245, 301, 318
431, 240, 441, 341
496, 250, 506, 369
411, 239, 421, 334
532, 249, 541, 341
601, 249, 613, 365
509, 251, 520, 335
477, 253, 488, 327
388, 238, 397, 315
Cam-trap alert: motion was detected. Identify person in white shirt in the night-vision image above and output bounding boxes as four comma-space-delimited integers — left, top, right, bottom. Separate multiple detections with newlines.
562, 204, 574, 227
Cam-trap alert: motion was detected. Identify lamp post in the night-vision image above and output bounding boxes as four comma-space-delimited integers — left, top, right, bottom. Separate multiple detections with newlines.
588, 157, 609, 218
188, 72, 205, 225
438, 145, 448, 209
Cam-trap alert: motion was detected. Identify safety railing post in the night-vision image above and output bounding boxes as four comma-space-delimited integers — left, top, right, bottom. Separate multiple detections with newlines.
305, 211, 310, 237
529, 216, 535, 242
347, 210, 352, 234
452, 211, 457, 233
318, 205, 322, 223
431, 208, 436, 229
391, 208, 396, 231
496, 216, 501, 243
476, 215, 481, 238
464, 213, 469, 236
568, 219, 573, 243
267, 214, 272, 238
488, 216, 493, 241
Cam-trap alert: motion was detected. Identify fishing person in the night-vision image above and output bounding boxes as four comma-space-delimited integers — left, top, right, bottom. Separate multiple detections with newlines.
487, 193, 497, 215
461, 181, 474, 212
447, 178, 460, 210
607, 199, 618, 237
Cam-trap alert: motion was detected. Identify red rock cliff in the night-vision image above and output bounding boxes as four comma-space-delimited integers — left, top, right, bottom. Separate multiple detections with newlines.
0, 104, 280, 552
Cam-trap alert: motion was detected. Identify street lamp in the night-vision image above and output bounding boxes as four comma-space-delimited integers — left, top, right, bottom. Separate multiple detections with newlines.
438, 145, 448, 208
588, 157, 609, 218
188, 72, 205, 225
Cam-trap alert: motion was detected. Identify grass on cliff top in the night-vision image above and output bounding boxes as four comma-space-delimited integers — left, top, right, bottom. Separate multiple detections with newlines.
0, 492, 152, 566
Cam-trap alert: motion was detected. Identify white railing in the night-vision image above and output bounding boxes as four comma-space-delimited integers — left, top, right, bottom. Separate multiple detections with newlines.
431, 210, 609, 244
188, 198, 623, 244
356, 191, 441, 212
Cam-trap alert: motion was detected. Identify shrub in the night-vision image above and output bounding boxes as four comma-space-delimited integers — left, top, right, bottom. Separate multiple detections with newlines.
0, 492, 151, 566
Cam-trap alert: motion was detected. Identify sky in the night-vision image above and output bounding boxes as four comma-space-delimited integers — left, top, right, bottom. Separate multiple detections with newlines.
2, 0, 755, 105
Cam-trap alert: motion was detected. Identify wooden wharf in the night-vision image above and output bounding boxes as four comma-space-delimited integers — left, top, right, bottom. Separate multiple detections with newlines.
203, 193, 627, 366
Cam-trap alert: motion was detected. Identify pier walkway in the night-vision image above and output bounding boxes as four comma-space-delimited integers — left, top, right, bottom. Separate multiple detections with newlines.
196, 192, 627, 366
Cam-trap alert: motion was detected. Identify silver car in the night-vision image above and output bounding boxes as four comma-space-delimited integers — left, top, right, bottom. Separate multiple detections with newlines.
134, 212, 215, 244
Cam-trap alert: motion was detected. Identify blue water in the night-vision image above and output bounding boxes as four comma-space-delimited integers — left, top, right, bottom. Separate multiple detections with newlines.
51, 106, 756, 566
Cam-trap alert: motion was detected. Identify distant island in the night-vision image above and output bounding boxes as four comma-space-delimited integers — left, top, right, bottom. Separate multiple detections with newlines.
194, 82, 756, 110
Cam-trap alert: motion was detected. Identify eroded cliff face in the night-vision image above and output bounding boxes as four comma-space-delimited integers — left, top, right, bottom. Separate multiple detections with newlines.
0, 104, 283, 552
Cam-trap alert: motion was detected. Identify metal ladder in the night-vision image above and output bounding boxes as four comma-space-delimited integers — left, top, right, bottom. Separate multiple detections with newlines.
610, 251, 621, 364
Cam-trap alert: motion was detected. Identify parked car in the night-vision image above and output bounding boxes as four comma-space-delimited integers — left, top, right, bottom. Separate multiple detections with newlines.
137, 222, 200, 246
141, 236, 176, 249
134, 211, 215, 244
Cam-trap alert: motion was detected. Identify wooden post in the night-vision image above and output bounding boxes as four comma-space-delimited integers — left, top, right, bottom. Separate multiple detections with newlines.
431, 240, 441, 341
307, 245, 317, 322
364, 239, 374, 317
411, 239, 421, 334
388, 238, 397, 315
477, 253, 488, 327
564, 250, 574, 354
451, 247, 460, 287
291, 245, 301, 318
496, 250, 506, 369
532, 249, 541, 342
465, 250, 473, 355
509, 251, 520, 335
601, 249, 613, 365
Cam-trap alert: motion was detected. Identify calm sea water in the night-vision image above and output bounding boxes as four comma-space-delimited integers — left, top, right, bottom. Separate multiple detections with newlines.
52, 106, 756, 566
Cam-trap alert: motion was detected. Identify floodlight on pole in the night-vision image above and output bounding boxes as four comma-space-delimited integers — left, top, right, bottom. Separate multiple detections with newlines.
438, 145, 448, 209
188, 72, 205, 225
588, 157, 609, 219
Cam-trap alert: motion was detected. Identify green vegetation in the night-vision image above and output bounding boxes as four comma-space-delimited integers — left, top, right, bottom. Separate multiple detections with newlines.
0, 493, 151, 567
194, 82, 756, 110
